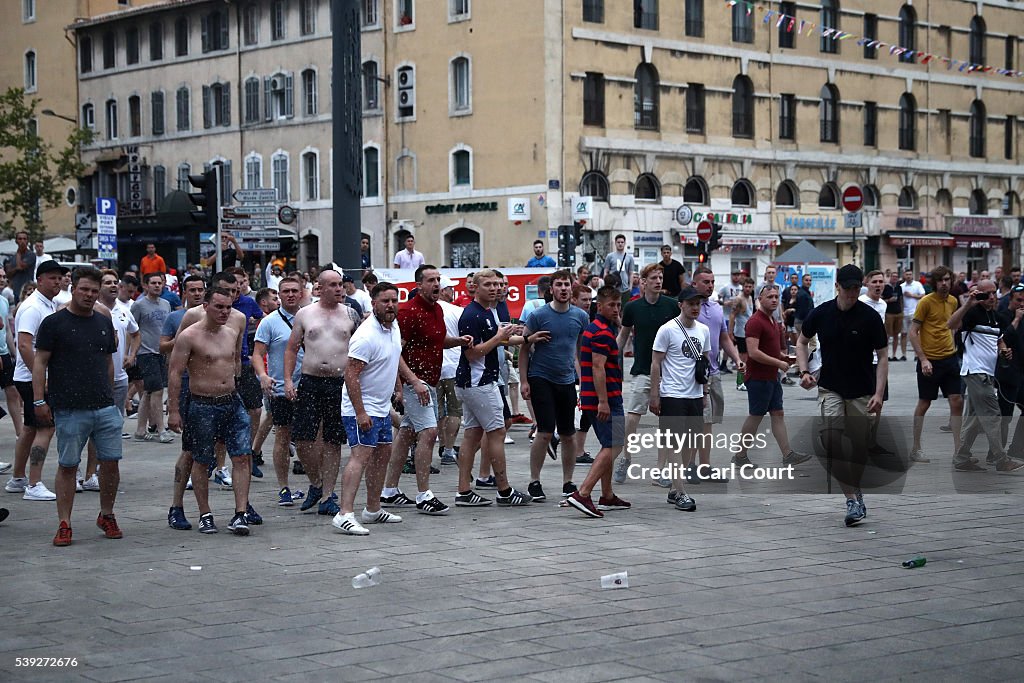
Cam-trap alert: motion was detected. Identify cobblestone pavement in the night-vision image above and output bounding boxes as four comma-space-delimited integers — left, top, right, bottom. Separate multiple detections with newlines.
2, 358, 1022, 682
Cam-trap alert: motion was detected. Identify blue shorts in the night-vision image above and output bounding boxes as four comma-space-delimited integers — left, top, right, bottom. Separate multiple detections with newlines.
54, 406, 123, 468
589, 406, 625, 448
342, 415, 393, 448
187, 394, 252, 465
746, 379, 784, 416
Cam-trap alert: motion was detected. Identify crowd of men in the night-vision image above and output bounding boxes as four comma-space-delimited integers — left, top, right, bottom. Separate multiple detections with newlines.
3, 249, 1023, 542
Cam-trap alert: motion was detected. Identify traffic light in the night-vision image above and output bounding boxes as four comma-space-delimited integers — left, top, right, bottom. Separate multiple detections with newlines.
697, 241, 708, 264
557, 224, 576, 267
708, 223, 724, 252
188, 168, 220, 228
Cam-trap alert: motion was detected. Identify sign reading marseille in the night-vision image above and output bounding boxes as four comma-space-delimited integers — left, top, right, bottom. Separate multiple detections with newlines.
96, 197, 118, 260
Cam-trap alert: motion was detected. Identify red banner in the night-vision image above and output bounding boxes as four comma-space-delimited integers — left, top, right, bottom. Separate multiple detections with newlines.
374, 268, 557, 319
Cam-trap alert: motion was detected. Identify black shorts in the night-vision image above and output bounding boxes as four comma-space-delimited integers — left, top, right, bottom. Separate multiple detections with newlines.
137, 354, 167, 392
735, 337, 747, 354
579, 409, 593, 433
16, 380, 45, 429
528, 376, 577, 436
917, 355, 963, 401
291, 374, 345, 445
0, 353, 14, 389
660, 396, 705, 437
237, 364, 263, 411
270, 395, 295, 427
127, 363, 143, 382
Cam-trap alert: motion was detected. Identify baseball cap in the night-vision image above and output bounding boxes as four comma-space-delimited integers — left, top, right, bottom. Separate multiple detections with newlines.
440, 276, 456, 289
342, 274, 354, 283
837, 264, 864, 289
677, 286, 706, 301
36, 260, 70, 277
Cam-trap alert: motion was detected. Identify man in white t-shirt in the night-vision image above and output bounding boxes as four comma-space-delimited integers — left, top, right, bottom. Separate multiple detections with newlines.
649, 287, 711, 513
342, 275, 371, 319
899, 269, 925, 361
5, 260, 67, 501
858, 270, 889, 410
437, 278, 464, 464
334, 283, 429, 535
393, 235, 425, 270
31, 242, 51, 280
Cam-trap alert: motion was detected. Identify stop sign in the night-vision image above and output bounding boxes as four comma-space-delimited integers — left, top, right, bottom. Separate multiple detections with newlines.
696, 220, 713, 241
842, 186, 864, 212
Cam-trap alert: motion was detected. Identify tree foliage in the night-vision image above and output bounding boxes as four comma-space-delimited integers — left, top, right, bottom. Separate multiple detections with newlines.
0, 87, 93, 239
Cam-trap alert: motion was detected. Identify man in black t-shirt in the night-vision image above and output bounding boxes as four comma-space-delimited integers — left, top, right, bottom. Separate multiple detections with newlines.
32, 267, 122, 547
882, 272, 904, 361
657, 245, 686, 298
796, 264, 888, 528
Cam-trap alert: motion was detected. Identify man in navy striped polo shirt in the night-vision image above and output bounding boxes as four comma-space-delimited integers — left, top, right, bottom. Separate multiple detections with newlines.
567, 286, 631, 518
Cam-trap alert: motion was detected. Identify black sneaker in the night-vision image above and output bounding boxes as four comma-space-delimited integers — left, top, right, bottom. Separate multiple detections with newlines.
675, 493, 697, 512
292, 459, 305, 475
198, 513, 217, 534
454, 491, 492, 507
415, 496, 450, 515
666, 490, 679, 505
732, 453, 754, 467
575, 452, 594, 464
228, 512, 250, 536
562, 481, 577, 496
402, 460, 416, 474
381, 491, 415, 507
954, 461, 987, 472
474, 475, 497, 488
685, 466, 702, 485
496, 488, 532, 506
244, 503, 263, 525
547, 436, 560, 460
527, 480, 546, 502
429, 465, 441, 474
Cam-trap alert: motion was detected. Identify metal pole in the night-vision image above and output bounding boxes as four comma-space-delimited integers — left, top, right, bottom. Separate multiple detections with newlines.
216, 164, 223, 273
332, 0, 362, 275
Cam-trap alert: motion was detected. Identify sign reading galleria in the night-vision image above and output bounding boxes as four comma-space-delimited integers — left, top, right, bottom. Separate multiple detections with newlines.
425, 202, 499, 215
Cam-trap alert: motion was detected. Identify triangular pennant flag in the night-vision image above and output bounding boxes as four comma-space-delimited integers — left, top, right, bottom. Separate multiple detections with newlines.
776, 14, 786, 28
763, 10, 774, 23
787, 17, 795, 31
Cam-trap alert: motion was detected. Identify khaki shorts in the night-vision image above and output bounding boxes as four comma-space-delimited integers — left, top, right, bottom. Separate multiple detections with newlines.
437, 378, 463, 418
818, 388, 873, 423
702, 373, 725, 425
885, 313, 903, 338
625, 374, 652, 415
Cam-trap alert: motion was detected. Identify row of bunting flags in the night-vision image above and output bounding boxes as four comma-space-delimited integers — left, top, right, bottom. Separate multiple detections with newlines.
725, 0, 1024, 79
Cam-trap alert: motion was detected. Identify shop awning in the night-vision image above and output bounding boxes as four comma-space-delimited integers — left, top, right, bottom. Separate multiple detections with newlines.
888, 232, 955, 247
954, 236, 1002, 249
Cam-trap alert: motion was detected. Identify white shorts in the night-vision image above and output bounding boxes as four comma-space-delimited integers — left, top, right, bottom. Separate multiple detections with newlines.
625, 374, 652, 415
399, 384, 438, 432
455, 384, 506, 433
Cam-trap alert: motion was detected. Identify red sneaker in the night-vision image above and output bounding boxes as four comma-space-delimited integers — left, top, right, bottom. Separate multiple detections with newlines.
566, 491, 603, 518
96, 513, 123, 539
512, 414, 533, 425
597, 495, 632, 511
53, 521, 72, 546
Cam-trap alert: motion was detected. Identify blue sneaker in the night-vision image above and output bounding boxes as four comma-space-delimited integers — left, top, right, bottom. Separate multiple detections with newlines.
845, 498, 866, 527
300, 485, 322, 512
251, 463, 264, 478
167, 506, 192, 530
318, 493, 339, 516
278, 487, 294, 507
214, 469, 233, 490
245, 502, 263, 525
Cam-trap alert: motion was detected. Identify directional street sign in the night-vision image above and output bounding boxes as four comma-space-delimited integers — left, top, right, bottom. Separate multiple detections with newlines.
233, 188, 278, 203
224, 205, 278, 217
231, 230, 281, 239
224, 217, 279, 228
242, 241, 280, 251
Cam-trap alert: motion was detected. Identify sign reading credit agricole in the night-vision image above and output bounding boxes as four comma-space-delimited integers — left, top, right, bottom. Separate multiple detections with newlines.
425, 202, 499, 215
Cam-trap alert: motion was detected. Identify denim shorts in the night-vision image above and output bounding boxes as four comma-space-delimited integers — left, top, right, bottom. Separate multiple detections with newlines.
187, 393, 252, 465
746, 379, 784, 416
54, 405, 123, 468
399, 383, 438, 432
137, 353, 167, 392
590, 406, 625, 448
342, 415, 393, 448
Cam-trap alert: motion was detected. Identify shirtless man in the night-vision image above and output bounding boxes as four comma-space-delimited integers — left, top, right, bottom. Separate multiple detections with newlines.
283, 269, 361, 516
167, 287, 257, 536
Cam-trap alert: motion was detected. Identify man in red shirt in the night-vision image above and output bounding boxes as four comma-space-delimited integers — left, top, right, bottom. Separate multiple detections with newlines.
453, 274, 476, 308
139, 243, 167, 279
732, 284, 810, 467
381, 265, 472, 515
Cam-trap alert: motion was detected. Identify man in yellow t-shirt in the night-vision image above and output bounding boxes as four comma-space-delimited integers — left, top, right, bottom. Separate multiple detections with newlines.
908, 265, 963, 463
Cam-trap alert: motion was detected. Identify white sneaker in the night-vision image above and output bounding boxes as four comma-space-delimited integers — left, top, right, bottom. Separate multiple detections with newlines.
76, 470, 84, 493
158, 430, 175, 444
361, 508, 402, 524
332, 511, 369, 535
23, 481, 56, 501
82, 474, 101, 492
0, 461, 11, 474
134, 432, 156, 442
5, 476, 27, 493
215, 468, 233, 488
504, 434, 514, 445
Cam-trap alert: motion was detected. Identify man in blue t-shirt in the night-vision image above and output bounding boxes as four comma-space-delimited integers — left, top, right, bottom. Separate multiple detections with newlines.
453, 270, 533, 508
520, 269, 590, 503
253, 276, 305, 506
526, 240, 556, 268
226, 269, 265, 452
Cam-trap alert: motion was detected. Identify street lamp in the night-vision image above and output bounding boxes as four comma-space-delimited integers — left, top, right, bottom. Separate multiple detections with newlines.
41, 108, 76, 124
